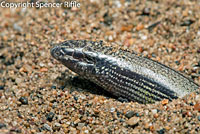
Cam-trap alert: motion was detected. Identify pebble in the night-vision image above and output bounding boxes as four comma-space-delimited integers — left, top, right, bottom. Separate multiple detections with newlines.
125, 111, 135, 118
46, 112, 55, 122
10, 127, 21, 133
19, 97, 28, 105
141, 35, 147, 40
157, 128, 165, 134
151, 109, 157, 114
84, 130, 89, 134
195, 95, 200, 101
43, 124, 53, 132
147, 21, 160, 31
194, 103, 200, 112
197, 48, 200, 53
161, 99, 169, 105
77, 123, 85, 128
0, 86, 4, 90
54, 122, 61, 127
51, 85, 56, 89
13, 23, 23, 32
40, 67, 48, 72
126, 117, 140, 127
0, 123, 6, 129
114, 0, 121, 8
121, 25, 133, 32
180, 19, 194, 26
135, 113, 140, 117
198, 116, 200, 121
110, 107, 115, 113
142, 7, 150, 15
136, 24, 144, 31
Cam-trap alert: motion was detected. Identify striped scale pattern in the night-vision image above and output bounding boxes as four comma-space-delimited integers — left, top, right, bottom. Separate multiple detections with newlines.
50, 40, 199, 104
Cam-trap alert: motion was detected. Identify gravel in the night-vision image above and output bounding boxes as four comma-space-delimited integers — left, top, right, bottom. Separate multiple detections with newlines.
0, 0, 200, 133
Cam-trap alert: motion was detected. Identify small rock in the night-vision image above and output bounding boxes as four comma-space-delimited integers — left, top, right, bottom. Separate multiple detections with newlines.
161, 99, 169, 105
120, 119, 125, 122
62, 124, 69, 128
118, 97, 129, 102
175, 61, 180, 65
15, 78, 22, 84
74, 119, 81, 124
43, 124, 52, 131
54, 122, 61, 127
19, 97, 28, 105
39, 62, 45, 67
0, 86, 4, 90
189, 102, 194, 106
40, 67, 48, 72
194, 103, 200, 112
60, 86, 65, 90
147, 21, 160, 31
154, 113, 159, 118
103, 12, 113, 26
126, 117, 140, 127
78, 123, 85, 128
108, 35, 113, 41
197, 48, 200, 53
46, 112, 55, 122
197, 116, 200, 121
110, 107, 115, 112
10, 127, 21, 133
0, 123, 6, 129
151, 53, 156, 58
142, 7, 150, 15
57, 115, 63, 120
152, 109, 157, 114
121, 25, 133, 32
13, 23, 23, 32
80, 95, 86, 100
125, 111, 135, 118
69, 127, 77, 133
180, 19, 194, 26
52, 102, 58, 108
136, 24, 144, 31
114, 0, 121, 8
149, 125, 154, 131
74, 96, 78, 101
116, 111, 121, 117
51, 85, 56, 89
157, 128, 165, 134
141, 35, 147, 40
135, 113, 140, 117
84, 130, 89, 134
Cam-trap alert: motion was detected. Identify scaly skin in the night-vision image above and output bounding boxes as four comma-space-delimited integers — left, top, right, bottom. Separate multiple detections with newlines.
50, 40, 199, 104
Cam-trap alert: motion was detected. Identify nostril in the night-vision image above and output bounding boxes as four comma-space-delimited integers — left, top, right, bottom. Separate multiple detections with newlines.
51, 47, 61, 58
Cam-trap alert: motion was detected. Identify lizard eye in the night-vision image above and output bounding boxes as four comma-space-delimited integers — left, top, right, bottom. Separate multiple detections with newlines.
55, 51, 62, 57
51, 47, 62, 59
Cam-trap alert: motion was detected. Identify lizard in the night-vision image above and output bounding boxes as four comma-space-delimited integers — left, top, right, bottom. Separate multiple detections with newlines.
50, 40, 199, 104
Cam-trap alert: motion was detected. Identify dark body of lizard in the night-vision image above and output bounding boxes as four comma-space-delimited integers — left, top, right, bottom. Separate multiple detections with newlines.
51, 40, 199, 104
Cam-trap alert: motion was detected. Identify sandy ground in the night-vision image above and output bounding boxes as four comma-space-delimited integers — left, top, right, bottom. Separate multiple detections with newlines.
0, 0, 200, 133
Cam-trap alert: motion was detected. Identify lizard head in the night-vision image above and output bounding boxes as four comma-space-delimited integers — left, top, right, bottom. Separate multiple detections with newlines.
50, 40, 103, 76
